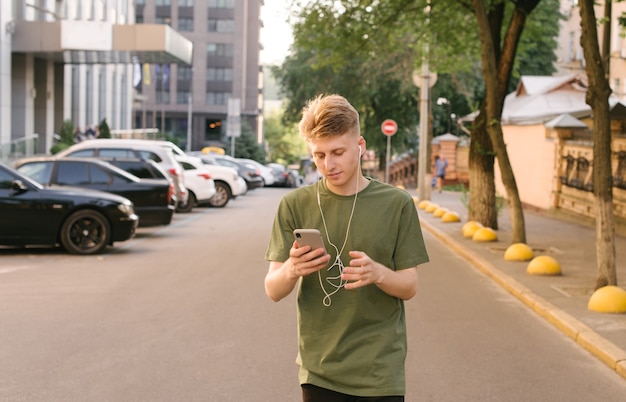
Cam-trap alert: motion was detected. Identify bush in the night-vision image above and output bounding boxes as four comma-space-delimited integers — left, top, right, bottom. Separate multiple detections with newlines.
98, 119, 111, 138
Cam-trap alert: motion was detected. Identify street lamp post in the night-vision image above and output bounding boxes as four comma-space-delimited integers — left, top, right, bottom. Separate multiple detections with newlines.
450, 113, 457, 135
436, 97, 451, 134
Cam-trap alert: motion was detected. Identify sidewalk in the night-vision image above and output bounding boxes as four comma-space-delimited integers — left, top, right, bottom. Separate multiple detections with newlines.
413, 189, 626, 381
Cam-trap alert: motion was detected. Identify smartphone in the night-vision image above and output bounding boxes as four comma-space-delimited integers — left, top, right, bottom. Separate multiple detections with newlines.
293, 229, 326, 252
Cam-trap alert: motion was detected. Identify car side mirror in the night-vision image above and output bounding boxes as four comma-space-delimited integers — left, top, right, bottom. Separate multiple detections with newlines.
11, 179, 28, 193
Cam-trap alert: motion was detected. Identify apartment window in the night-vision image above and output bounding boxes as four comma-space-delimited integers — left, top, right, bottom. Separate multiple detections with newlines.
156, 0, 171, 5
179, 0, 194, 6
136, 15, 144, 23
136, 0, 146, 4
206, 92, 230, 106
207, 43, 233, 57
208, 18, 234, 33
156, 90, 170, 104
177, 90, 191, 104
178, 66, 193, 80
179, 17, 193, 31
206, 68, 232, 81
208, 0, 234, 7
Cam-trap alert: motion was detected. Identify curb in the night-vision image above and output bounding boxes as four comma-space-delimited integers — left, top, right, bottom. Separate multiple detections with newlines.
420, 217, 626, 382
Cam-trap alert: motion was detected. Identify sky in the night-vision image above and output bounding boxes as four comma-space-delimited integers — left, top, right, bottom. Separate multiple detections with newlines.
259, 1, 294, 65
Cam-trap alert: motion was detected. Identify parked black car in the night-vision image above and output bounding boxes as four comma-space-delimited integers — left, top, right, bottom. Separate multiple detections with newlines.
14, 157, 175, 228
0, 163, 138, 254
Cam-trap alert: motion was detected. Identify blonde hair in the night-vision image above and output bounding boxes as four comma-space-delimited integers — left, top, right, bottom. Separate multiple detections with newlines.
298, 94, 360, 141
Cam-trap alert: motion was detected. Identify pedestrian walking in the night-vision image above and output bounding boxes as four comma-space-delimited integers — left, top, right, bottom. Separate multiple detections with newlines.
434, 155, 448, 193
264, 94, 430, 401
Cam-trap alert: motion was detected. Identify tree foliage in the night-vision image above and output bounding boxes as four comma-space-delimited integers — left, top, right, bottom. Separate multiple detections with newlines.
277, 0, 560, 237
264, 108, 307, 165
233, 121, 266, 162
50, 120, 75, 154
98, 118, 111, 139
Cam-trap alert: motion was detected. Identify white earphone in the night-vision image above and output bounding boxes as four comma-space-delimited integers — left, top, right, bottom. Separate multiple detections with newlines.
358, 147, 362, 157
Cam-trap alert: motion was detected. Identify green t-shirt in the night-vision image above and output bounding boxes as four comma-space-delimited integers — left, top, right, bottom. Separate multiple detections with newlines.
265, 178, 429, 397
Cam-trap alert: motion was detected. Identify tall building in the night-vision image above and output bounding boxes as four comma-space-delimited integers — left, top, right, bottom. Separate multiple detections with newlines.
133, 0, 263, 152
0, 1, 193, 161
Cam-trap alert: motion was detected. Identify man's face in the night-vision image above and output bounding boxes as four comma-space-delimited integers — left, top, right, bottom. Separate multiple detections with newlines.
309, 129, 364, 194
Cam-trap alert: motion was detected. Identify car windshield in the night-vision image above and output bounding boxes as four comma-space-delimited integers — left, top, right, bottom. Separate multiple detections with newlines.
0, 163, 44, 190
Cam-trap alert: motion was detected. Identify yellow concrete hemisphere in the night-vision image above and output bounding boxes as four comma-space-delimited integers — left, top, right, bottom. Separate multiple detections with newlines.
588, 286, 626, 313
504, 243, 534, 261
418, 200, 431, 210
433, 207, 448, 217
472, 227, 498, 242
526, 255, 561, 276
441, 211, 461, 223
425, 203, 439, 213
462, 221, 483, 238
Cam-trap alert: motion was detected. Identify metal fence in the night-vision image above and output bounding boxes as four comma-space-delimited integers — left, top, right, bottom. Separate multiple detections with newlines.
0, 134, 39, 165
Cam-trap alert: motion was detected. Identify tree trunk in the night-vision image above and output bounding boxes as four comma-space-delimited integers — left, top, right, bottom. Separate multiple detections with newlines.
488, 123, 526, 243
472, 0, 537, 244
579, 0, 617, 288
468, 111, 498, 229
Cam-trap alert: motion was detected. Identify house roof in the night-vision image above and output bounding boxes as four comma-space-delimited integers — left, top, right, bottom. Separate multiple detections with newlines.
544, 113, 589, 129
502, 75, 592, 125
431, 133, 461, 144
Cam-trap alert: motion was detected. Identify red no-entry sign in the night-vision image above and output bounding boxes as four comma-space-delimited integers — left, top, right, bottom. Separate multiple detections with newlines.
381, 119, 398, 136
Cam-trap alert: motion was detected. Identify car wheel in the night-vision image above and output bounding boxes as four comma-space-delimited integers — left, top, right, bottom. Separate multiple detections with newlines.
176, 192, 195, 213
60, 209, 111, 255
209, 181, 231, 208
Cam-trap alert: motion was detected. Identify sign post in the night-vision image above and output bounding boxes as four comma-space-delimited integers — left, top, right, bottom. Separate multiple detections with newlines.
226, 98, 241, 156
381, 119, 398, 183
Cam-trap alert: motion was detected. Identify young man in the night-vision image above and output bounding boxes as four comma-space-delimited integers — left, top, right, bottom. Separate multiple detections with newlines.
264, 94, 429, 401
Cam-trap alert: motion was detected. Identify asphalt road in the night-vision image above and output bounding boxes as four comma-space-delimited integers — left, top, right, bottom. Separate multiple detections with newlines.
1, 187, 625, 401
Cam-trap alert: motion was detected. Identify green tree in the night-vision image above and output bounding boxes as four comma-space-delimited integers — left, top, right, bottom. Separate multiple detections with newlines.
264, 108, 307, 165
468, 0, 560, 242
233, 121, 266, 161
275, 4, 422, 163
50, 119, 75, 154
98, 118, 111, 138
278, 0, 560, 241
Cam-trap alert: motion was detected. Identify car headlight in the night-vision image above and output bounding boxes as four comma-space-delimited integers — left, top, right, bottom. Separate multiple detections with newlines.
117, 202, 135, 216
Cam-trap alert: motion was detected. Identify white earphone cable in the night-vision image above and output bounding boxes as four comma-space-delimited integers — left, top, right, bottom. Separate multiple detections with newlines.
316, 148, 361, 306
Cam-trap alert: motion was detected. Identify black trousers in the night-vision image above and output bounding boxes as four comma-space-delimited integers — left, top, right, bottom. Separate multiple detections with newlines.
301, 384, 404, 402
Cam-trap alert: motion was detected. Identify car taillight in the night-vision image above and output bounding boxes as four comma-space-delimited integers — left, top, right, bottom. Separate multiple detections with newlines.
168, 184, 175, 202
198, 172, 212, 180
168, 168, 178, 177
255, 169, 261, 175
